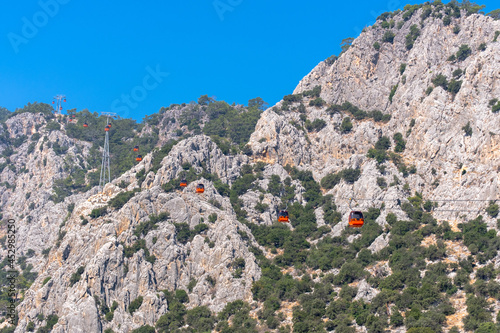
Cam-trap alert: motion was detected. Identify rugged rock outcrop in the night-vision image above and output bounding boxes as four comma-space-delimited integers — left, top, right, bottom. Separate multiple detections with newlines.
249, 11, 500, 222
0, 114, 94, 274
11, 135, 263, 332
152, 135, 249, 186
1, 5, 500, 333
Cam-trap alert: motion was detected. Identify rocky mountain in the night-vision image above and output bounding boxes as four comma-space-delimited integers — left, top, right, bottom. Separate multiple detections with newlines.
250, 9, 500, 219
1, 2, 500, 333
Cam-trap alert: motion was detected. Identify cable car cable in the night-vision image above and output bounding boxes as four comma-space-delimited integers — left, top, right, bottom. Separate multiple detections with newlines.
335, 205, 487, 213
340, 197, 497, 202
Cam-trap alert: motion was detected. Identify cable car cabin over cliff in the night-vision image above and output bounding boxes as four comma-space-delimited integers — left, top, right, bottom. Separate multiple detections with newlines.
348, 211, 364, 228
136, 155, 142, 162
278, 210, 289, 223
180, 179, 187, 187
196, 184, 205, 193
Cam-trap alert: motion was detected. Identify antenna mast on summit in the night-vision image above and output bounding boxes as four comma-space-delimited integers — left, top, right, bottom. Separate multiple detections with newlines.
99, 112, 117, 192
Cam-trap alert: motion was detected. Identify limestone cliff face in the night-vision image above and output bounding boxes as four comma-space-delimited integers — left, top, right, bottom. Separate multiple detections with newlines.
2, 6, 500, 333
10, 135, 262, 333
0, 111, 262, 332
0, 113, 94, 274
152, 135, 249, 187
249, 11, 500, 222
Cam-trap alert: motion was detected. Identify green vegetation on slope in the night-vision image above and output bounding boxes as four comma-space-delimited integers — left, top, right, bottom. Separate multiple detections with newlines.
213, 161, 500, 332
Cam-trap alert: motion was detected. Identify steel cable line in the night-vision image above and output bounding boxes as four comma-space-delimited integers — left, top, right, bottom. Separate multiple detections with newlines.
336, 197, 496, 213
335, 206, 483, 213
339, 197, 497, 202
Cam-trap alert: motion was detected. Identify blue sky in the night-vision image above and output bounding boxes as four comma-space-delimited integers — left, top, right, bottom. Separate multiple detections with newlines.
1, 1, 498, 122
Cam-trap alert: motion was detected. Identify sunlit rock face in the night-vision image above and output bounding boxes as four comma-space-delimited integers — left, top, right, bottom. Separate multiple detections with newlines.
3, 7, 500, 333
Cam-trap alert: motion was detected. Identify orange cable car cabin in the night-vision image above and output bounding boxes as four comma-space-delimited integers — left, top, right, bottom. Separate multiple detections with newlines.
180, 179, 187, 187
133, 146, 139, 152
136, 155, 143, 162
278, 210, 289, 223
196, 184, 205, 193
104, 126, 110, 131
107, 123, 112, 128
83, 123, 88, 128
348, 211, 364, 228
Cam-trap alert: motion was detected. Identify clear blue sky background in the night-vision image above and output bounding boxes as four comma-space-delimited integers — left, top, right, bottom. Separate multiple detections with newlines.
1, 0, 498, 122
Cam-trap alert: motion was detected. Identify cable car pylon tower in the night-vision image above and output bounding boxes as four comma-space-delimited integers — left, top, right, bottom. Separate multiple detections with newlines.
99, 112, 117, 193
52, 95, 66, 115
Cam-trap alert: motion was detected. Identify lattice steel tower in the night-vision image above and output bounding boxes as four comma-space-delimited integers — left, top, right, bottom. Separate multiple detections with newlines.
52, 95, 66, 115
99, 112, 117, 192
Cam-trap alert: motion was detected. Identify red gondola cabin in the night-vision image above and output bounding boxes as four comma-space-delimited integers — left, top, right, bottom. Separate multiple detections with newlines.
104, 126, 110, 131
196, 184, 205, 193
133, 146, 139, 152
278, 210, 289, 223
136, 155, 143, 162
83, 123, 88, 128
180, 179, 187, 187
108, 123, 112, 128
348, 211, 364, 228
